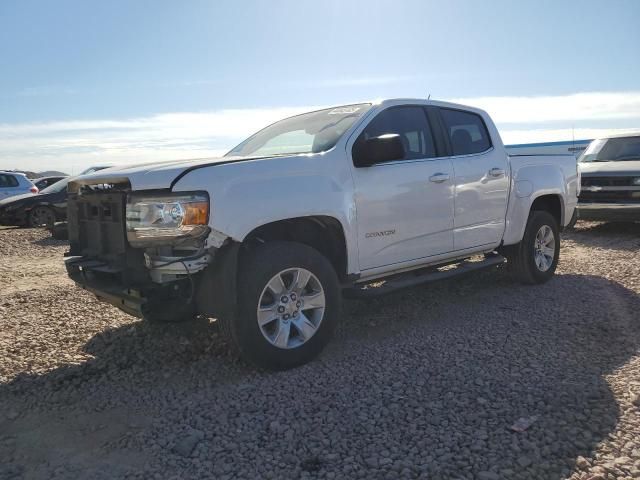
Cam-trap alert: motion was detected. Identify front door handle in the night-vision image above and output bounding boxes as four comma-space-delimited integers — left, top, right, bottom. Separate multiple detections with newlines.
489, 167, 505, 177
429, 173, 450, 183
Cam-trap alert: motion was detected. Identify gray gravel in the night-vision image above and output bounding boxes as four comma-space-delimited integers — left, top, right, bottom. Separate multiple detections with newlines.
1, 222, 640, 480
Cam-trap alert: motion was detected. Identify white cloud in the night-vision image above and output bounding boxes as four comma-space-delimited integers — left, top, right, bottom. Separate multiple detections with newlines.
499, 127, 640, 145
0, 107, 315, 174
1, 91, 639, 173
450, 91, 640, 124
450, 91, 640, 144
0, 107, 314, 138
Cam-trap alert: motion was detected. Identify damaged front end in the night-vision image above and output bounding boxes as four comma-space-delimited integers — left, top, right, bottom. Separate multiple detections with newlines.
64, 181, 236, 320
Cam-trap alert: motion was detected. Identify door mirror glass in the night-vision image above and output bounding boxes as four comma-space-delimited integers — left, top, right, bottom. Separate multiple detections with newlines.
353, 134, 405, 167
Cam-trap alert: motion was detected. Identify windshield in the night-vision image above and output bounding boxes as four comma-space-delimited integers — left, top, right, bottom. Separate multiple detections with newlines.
226, 104, 371, 157
40, 176, 72, 194
579, 136, 640, 162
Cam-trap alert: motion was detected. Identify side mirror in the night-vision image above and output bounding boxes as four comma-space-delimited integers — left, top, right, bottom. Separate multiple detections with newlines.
353, 134, 405, 167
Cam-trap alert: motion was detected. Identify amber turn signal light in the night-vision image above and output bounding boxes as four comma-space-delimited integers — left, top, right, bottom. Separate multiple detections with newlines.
183, 202, 209, 225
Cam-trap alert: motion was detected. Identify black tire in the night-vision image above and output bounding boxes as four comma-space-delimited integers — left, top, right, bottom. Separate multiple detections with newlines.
29, 206, 56, 228
220, 241, 341, 370
504, 210, 560, 284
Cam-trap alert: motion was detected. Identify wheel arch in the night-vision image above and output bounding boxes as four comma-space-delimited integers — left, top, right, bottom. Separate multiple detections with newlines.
241, 215, 350, 282
530, 193, 563, 227
502, 190, 567, 246
196, 215, 349, 321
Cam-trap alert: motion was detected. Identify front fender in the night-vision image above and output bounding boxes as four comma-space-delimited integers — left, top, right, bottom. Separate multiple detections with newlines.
171, 155, 359, 274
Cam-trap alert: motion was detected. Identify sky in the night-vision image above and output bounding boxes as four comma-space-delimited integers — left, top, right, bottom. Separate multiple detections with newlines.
1, 0, 639, 173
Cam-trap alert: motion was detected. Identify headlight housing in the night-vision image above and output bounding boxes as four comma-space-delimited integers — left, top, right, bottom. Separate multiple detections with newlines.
126, 192, 209, 247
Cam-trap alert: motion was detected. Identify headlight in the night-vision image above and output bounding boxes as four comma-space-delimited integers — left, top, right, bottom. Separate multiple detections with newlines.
126, 192, 209, 246
633, 177, 640, 186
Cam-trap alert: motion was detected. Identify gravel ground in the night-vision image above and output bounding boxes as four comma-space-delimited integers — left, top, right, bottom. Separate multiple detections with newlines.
1, 222, 639, 480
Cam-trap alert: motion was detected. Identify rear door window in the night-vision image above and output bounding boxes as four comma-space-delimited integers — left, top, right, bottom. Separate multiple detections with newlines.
440, 108, 492, 156
355, 106, 437, 161
0, 174, 19, 188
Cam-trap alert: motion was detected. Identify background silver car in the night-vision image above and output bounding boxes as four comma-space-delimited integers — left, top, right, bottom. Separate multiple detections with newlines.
32, 175, 67, 191
0, 171, 38, 200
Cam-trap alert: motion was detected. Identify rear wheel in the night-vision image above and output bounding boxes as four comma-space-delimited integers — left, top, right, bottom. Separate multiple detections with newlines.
29, 206, 56, 228
504, 210, 560, 284
219, 241, 341, 370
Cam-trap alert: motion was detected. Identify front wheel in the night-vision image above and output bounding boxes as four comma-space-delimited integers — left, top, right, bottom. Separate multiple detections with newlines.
29, 206, 56, 228
504, 210, 560, 284
220, 241, 341, 370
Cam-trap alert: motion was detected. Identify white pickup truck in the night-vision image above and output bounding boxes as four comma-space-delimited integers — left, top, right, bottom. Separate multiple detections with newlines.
65, 99, 579, 369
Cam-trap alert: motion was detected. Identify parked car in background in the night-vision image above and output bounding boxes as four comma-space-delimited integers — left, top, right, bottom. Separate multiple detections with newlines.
0, 176, 72, 227
577, 132, 640, 222
65, 99, 578, 369
0, 171, 38, 199
0, 166, 114, 227
32, 176, 67, 190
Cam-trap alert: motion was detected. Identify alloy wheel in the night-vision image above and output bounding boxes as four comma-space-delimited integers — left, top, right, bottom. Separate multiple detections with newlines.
30, 207, 55, 227
256, 268, 326, 349
533, 225, 555, 272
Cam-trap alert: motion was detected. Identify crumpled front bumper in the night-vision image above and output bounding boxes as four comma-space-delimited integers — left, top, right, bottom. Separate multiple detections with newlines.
65, 256, 149, 317
64, 188, 239, 320
66, 241, 240, 321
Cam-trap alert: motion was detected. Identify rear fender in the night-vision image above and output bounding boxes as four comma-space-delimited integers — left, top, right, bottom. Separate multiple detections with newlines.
502, 165, 568, 246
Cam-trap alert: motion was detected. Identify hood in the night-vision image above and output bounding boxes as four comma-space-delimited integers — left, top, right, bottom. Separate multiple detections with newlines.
579, 160, 640, 176
0, 193, 36, 207
68, 155, 269, 191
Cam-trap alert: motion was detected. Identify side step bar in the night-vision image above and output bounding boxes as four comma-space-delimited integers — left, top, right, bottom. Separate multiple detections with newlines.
344, 254, 505, 298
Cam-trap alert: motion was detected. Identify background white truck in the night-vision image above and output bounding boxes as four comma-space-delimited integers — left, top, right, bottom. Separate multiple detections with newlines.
65, 99, 579, 369
576, 132, 640, 222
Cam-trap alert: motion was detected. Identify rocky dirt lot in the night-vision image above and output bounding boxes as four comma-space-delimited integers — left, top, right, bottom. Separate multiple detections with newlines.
1, 223, 639, 480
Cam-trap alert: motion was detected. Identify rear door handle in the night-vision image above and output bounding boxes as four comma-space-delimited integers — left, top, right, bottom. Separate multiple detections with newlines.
489, 167, 505, 177
429, 173, 450, 183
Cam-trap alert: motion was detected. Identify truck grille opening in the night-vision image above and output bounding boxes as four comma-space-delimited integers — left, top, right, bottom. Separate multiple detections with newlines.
582, 176, 637, 187
67, 185, 152, 288
69, 191, 127, 258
